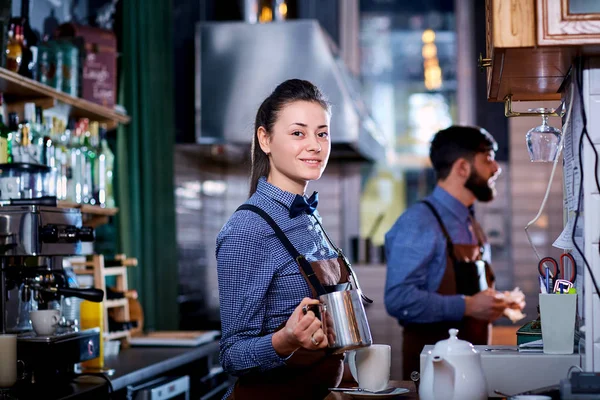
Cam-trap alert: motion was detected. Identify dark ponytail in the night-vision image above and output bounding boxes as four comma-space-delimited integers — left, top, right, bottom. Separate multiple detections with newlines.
249, 79, 330, 197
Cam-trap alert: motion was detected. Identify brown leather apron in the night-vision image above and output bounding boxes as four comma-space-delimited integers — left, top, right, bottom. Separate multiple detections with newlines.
401, 200, 495, 380
230, 205, 351, 400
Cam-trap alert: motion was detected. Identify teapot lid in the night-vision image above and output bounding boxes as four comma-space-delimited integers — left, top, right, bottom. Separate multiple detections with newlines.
432, 329, 478, 356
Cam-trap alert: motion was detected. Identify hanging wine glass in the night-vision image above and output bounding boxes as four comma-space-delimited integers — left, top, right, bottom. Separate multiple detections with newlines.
525, 108, 562, 162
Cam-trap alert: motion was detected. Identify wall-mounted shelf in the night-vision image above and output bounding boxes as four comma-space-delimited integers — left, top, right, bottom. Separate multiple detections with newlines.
0, 67, 130, 130
58, 201, 119, 215
58, 201, 119, 228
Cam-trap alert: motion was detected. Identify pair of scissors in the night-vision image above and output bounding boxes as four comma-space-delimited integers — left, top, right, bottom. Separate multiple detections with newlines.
558, 253, 577, 283
538, 254, 577, 293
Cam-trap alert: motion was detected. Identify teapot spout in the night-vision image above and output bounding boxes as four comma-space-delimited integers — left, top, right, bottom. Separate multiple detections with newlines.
432, 355, 455, 400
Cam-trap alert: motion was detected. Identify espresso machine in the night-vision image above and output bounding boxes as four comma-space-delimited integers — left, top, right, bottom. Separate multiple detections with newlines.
0, 203, 104, 386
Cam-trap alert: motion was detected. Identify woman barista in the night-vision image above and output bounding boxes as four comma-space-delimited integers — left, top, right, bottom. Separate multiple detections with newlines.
216, 79, 351, 399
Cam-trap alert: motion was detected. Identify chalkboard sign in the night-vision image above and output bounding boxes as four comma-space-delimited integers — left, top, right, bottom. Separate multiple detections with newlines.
55, 23, 117, 108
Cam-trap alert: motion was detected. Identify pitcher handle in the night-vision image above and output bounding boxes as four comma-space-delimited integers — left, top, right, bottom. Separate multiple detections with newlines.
339, 249, 373, 304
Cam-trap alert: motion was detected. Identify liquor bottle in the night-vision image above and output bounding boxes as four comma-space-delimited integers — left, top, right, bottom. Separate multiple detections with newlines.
0, 112, 10, 164
18, 0, 38, 79
7, 112, 18, 163
54, 118, 70, 200
68, 119, 83, 203
35, 106, 53, 166
0, 94, 10, 164
59, 40, 78, 96
99, 124, 114, 208
22, 103, 40, 163
0, 0, 11, 69
13, 120, 34, 164
5, 23, 22, 72
89, 121, 101, 205
79, 119, 93, 204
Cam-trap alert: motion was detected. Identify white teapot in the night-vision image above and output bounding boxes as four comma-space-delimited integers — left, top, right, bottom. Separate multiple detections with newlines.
419, 328, 487, 400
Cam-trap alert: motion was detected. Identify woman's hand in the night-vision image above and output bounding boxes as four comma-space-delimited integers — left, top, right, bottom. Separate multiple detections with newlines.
272, 297, 328, 357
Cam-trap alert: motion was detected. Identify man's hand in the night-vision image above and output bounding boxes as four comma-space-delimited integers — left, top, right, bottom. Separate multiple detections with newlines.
464, 289, 507, 322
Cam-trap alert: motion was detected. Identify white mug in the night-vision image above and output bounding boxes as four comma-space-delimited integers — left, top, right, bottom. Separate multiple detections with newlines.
348, 344, 391, 392
30, 309, 60, 336
0, 334, 16, 388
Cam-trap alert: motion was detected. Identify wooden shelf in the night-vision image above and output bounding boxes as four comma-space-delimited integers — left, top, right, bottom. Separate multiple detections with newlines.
0, 67, 130, 130
105, 299, 128, 308
58, 201, 118, 228
58, 201, 119, 216
104, 331, 129, 341
103, 267, 127, 277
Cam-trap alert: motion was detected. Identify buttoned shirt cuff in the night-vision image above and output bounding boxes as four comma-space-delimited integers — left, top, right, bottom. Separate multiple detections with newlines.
255, 332, 292, 369
444, 295, 467, 321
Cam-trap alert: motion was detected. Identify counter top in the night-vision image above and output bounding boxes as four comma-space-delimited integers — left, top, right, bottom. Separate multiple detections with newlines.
9, 376, 109, 400
104, 340, 220, 391
326, 381, 417, 400
325, 380, 559, 399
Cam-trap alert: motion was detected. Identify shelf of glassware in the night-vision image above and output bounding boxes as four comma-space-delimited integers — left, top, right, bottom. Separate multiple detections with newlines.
0, 67, 130, 130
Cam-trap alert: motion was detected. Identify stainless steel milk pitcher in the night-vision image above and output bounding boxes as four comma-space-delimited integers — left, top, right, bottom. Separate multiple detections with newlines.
318, 289, 372, 354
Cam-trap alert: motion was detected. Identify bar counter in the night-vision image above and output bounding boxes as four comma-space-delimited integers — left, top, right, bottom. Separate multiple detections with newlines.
326, 381, 418, 399
6, 340, 222, 400
105, 340, 220, 391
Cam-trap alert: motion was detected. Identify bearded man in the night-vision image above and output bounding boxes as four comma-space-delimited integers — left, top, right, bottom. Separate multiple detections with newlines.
384, 125, 524, 379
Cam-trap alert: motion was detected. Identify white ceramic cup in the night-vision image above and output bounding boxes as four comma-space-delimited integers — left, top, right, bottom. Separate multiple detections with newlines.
30, 309, 60, 336
348, 344, 391, 392
0, 334, 17, 388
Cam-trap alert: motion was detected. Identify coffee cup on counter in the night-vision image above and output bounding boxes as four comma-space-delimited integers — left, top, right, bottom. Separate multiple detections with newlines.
30, 309, 60, 336
0, 334, 17, 389
348, 344, 391, 392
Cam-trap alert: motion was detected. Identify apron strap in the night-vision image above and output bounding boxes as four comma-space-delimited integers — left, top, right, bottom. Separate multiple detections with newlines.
236, 204, 327, 297
468, 214, 487, 255
421, 200, 456, 260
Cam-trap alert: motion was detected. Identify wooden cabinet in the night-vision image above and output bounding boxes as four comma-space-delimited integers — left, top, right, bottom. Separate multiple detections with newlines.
537, 0, 600, 45
483, 0, 600, 102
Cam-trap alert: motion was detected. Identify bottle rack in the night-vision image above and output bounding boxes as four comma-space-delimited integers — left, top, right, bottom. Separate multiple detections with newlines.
71, 254, 138, 346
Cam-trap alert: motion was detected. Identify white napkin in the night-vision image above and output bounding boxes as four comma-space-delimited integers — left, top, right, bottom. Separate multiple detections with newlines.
496, 287, 527, 323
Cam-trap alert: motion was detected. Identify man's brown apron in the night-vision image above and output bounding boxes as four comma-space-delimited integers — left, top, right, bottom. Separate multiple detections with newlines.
230, 204, 352, 400
401, 200, 495, 380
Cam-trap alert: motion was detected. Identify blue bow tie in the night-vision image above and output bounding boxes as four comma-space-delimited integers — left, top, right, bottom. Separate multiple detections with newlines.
289, 192, 319, 218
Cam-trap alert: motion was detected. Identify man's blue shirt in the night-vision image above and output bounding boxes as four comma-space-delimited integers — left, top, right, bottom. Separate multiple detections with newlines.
384, 186, 486, 325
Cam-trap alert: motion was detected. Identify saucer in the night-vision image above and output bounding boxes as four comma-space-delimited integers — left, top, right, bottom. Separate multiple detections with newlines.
343, 388, 410, 398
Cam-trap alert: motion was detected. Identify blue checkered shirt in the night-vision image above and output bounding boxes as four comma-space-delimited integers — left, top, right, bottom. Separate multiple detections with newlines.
216, 177, 338, 379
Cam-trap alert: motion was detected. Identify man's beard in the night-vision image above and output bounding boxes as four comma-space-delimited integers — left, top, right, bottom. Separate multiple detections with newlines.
465, 169, 496, 202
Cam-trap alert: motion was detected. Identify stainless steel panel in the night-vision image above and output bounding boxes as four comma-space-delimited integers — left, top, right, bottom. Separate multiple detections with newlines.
195, 20, 387, 161
0, 206, 83, 256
